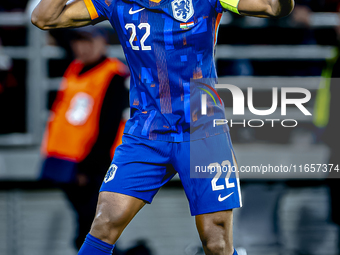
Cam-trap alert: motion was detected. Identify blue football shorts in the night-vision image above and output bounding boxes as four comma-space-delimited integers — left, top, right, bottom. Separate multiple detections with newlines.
100, 132, 242, 216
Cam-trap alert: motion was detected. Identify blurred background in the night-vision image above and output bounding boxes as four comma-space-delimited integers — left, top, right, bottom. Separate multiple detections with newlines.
1, 0, 340, 255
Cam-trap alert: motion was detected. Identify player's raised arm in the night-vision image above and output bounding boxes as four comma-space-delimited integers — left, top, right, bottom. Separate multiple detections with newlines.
31, 0, 96, 30
226, 0, 294, 18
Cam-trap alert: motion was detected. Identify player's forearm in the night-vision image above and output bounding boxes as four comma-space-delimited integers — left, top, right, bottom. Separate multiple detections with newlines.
269, 0, 294, 17
238, 0, 294, 18
31, 0, 92, 30
31, 0, 69, 29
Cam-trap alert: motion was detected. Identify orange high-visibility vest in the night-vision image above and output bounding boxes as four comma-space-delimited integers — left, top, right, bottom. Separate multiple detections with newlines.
42, 58, 128, 162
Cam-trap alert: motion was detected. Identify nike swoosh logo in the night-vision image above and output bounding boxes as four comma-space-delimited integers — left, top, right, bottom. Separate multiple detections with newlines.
129, 7, 145, 15
218, 192, 234, 202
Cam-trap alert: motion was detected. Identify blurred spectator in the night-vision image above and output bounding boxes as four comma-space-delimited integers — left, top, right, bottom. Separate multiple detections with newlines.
0, 0, 27, 12
293, 0, 340, 11
294, 0, 337, 12
292, 4, 313, 27
0, 38, 25, 134
39, 27, 129, 250
291, 4, 317, 44
314, 15, 340, 253
320, 25, 340, 217
322, 0, 340, 12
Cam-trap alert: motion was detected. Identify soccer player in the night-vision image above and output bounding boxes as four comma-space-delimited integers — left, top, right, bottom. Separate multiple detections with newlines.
31, 0, 294, 254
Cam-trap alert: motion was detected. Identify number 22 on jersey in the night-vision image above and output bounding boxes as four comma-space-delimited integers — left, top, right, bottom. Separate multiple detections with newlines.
125, 23, 151, 51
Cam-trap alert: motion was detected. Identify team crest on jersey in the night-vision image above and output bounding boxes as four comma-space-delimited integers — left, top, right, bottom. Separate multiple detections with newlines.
171, 0, 194, 22
104, 164, 118, 183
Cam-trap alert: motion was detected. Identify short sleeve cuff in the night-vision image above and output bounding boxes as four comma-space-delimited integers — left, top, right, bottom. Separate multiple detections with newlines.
84, 0, 99, 20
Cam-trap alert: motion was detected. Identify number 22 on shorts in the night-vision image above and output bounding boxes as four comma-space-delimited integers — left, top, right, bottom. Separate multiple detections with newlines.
210, 160, 235, 191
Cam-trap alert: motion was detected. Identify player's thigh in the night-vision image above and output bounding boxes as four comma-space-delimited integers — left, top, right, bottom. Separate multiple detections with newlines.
90, 191, 145, 243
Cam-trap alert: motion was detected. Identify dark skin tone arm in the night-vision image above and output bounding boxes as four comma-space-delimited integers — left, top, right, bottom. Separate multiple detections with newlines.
31, 0, 294, 30
238, 0, 294, 18
31, 0, 94, 30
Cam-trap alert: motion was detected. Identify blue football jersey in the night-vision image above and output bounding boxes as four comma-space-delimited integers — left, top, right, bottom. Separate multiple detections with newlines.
84, 0, 230, 142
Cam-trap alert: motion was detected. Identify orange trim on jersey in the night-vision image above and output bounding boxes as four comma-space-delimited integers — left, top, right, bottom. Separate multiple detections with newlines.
84, 0, 99, 20
214, 13, 222, 47
110, 120, 126, 159
150, 0, 162, 3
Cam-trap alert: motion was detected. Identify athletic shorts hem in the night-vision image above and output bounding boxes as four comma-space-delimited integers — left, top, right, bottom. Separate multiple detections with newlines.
99, 188, 153, 204
191, 204, 242, 216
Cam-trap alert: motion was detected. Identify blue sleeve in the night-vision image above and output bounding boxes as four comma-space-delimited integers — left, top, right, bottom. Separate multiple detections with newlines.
84, 0, 113, 21
206, 0, 222, 13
